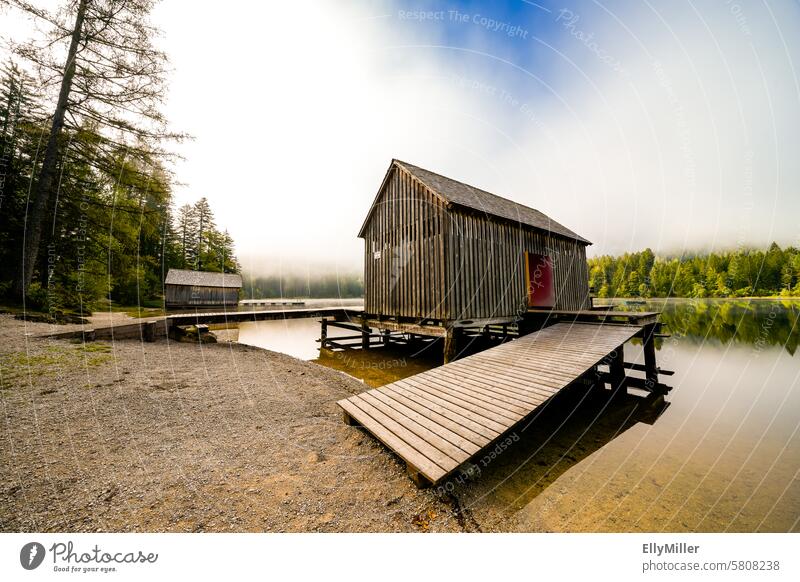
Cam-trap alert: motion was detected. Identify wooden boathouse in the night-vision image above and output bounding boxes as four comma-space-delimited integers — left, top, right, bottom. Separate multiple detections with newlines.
358, 159, 591, 361
335, 159, 669, 487
164, 269, 242, 309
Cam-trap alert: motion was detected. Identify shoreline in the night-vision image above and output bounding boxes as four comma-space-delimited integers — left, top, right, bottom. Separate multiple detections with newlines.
0, 314, 476, 532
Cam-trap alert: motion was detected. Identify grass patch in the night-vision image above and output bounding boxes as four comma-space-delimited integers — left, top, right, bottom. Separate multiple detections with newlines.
0, 303, 89, 324
76, 343, 112, 353
96, 298, 166, 319
1, 300, 165, 321
116, 306, 165, 319
0, 343, 113, 389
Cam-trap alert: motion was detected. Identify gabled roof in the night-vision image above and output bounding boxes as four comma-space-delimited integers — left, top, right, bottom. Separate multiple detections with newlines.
358, 159, 591, 245
165, 269, 242, 288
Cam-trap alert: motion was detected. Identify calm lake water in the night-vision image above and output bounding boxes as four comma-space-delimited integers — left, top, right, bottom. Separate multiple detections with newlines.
237, 298, 800, 532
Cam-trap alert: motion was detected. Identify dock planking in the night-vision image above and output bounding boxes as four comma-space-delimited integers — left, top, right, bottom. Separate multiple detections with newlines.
338, 322, 644, 486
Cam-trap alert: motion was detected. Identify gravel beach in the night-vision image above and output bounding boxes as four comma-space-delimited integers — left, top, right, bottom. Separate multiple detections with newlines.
0, 314, 478, 532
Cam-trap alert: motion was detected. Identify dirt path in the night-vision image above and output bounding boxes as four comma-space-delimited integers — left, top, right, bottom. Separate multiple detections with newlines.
0, 315, 476, 532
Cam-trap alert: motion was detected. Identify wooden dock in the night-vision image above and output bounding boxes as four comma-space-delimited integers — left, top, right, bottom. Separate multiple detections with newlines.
337, 322, 646, 486
46, 306, 363, 341
526, 307, 661, 326
168, 306, 363, 327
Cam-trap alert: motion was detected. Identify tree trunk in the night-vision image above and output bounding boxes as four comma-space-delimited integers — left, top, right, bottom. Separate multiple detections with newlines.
14, 0, 88, 300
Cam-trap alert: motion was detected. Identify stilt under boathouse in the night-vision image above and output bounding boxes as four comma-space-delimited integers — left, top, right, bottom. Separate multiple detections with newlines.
334, 159, 670, 487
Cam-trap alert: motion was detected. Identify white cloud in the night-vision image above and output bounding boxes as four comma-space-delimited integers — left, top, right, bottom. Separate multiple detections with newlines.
440, 0, 800, 257
5, 1, 799, 273
156, 1, 507, 275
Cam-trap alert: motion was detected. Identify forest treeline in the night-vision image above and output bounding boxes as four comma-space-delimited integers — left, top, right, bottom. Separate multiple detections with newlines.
588, 244, 800, 298
0, 62, 238, 311
243, 274, 364, 300
0, 2, 238, 313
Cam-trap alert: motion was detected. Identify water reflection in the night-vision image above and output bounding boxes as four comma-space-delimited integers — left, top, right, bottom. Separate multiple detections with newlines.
623, 299, 800, 355
236, 298, 800, 531
445, 387, 669, 498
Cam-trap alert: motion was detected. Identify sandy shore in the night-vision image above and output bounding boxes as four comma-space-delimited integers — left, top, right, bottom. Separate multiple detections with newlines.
0, 314, 478, 532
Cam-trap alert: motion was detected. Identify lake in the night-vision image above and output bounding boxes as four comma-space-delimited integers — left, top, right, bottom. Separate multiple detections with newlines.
237, 298, 800, 532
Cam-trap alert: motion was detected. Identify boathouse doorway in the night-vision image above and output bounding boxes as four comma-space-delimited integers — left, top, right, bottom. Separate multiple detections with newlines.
526, 252, 555, 307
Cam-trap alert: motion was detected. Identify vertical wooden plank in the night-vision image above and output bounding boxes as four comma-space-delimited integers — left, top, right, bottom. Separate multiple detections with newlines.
404, 171, 408, 318
486, 219, 494, 318
422, 186, 429, 318
466, 213, 474, 319
483, 217, 489, 319
438, 198, 446, 321
478, 214, 484, 319
409, 173, 415, 318
465, 212, 471, 320
419, 185, 424, 318
453, 211, 460, 321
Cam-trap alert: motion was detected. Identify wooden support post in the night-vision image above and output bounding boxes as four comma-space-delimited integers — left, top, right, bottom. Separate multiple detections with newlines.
609, 344, 625, 397
642, 323, 658, 390
143, 321, 156, 342
320, 318, 328, 348
342, 410, 357, 426
443, 327, 460, 363
407, 464, 432, 488
361, 321, 370, 350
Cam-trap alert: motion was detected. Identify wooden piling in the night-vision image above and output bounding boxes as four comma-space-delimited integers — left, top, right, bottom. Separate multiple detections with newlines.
143, 321, 156, 343
443, 327, 461, 363
361, 321, 371, 350
642, 323, 658, 389
609, 344, 625, 396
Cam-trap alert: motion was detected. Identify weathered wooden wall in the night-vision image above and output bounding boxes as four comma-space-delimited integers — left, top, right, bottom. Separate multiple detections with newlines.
165, 284, 239, 308
445, 208, 589, 320
362, 167, 590, 322
363, 168, 448, 320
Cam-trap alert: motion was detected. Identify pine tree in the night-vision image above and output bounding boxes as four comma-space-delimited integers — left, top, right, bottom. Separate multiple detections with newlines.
7, 0, 184, 299
193, 197, 215, 269
176, 204, 198, 269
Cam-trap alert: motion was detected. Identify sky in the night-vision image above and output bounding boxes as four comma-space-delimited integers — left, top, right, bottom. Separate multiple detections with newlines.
6, 1, 800, 276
